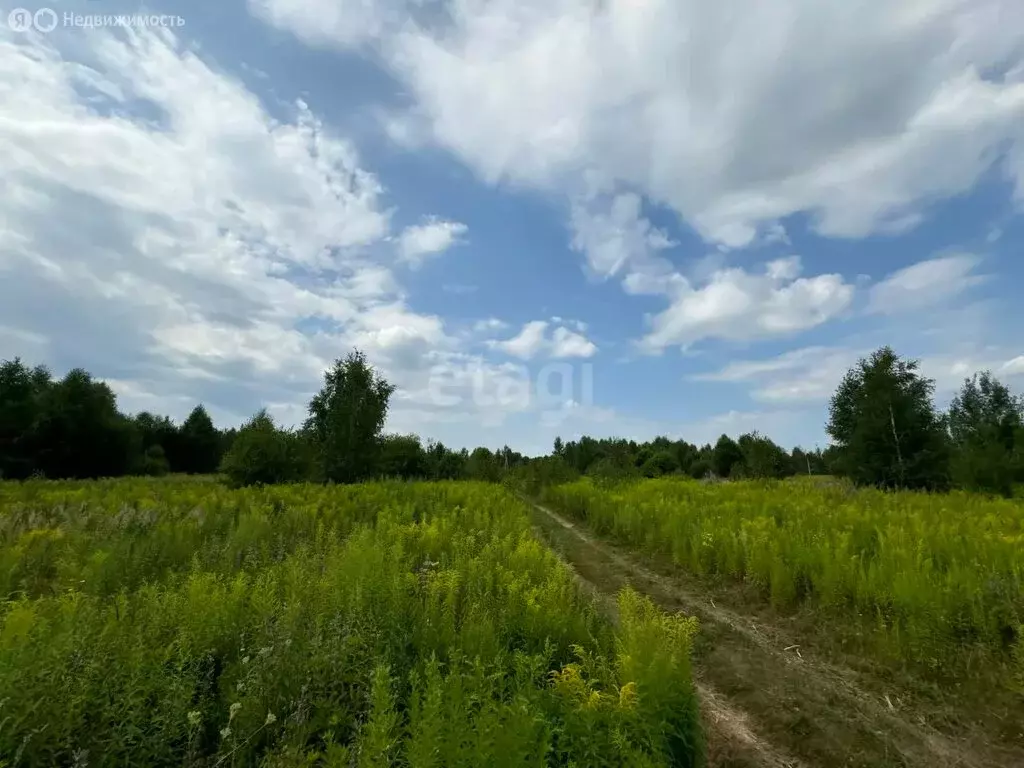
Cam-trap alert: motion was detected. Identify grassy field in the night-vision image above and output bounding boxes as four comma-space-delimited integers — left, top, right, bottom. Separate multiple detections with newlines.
540, 477, 1024, 684
0, 478, 701, 766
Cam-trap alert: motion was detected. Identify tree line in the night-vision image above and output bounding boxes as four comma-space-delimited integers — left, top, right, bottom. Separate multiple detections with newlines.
2, 346, 1022, 496
0, 352, 528, 486
0, 359, 231, 480
547, 347, 1024, 496
549, 432, 827, 483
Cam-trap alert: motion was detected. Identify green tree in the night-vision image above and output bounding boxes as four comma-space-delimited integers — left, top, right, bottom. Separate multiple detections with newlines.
640, 449, 679, 478
304, 350, 396, 484
378, 434, 428, 479
947, 371, 1024, 496
687, 458, 712, 479
425, 440, 466, 480
136, 444, 171, 476
466, 446, 501, 482
827, 347, 949, 490
711, 434, 743, 478
219, 410, 309, 487
0, 358, 51, 479
178, 404, 221, 474
672, 440, 699, 476
129, 411, 183, 472
737, 432, 791, 479
32, 368, 133, 479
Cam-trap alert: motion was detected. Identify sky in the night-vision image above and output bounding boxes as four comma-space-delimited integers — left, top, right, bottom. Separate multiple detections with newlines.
1, 0, 1023, 456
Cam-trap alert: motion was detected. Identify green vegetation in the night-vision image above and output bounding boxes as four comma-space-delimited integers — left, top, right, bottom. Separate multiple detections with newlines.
5, 346, 1023, 497
0, 478, 701, 766
539, 477, 1024, 683
827, 347, 951, 490
3, 344, 1024, 763
948, 371, 1024, 497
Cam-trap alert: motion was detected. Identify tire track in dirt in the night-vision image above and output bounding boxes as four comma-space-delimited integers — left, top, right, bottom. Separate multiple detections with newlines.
526, 497, 1001, 768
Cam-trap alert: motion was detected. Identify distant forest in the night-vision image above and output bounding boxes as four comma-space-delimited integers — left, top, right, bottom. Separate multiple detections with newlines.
2, 347, 1022, 496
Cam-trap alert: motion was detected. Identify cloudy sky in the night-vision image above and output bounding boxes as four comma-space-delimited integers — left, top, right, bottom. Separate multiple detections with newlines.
2, 0, 1023, 455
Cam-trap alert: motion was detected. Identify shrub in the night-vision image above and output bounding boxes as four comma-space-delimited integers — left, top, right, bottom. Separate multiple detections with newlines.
219, 410, 310, 487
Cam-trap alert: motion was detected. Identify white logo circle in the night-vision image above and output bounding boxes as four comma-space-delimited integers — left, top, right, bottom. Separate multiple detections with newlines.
33, 8, 58, 33
7, 8, 33, 32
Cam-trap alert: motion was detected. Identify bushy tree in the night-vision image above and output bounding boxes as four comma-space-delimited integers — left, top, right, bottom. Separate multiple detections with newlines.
425, 440, 466, 480
672, 440, 699, 476
0, 358, 51, 479
508, 455, 579, 495
128, 411, 184, 472
378, 434, 428, 479
827, 347, 949, 490
736, 432, 792, 479
711, 434, 744, 478
31, 368, 135, 479
947, 372, 1024, 496
587, 456, 639, 483
219, 410, 310, 487
466, 446, 502, 482
687, 458, 712, 479
640, 449, 679, 478
789, 447, 826, 476
136, 444, 171, 476
304, 350, 396, 484
178, 405, 221, 474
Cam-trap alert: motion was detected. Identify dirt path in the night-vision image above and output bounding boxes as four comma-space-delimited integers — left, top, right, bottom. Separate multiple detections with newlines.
527, 497, 1018, 768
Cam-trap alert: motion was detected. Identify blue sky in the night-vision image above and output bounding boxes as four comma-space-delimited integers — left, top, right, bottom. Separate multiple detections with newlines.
1, 0, 1023, 455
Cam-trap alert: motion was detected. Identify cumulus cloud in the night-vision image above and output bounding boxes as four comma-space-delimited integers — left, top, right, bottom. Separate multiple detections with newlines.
868, 254, 987, 314
0, 27, 388, 398
637, 257, 854, 352
397, 217, 468, 266
489, 320, 598, 360
570, 192, 676, 280
565, 196, 855, 349
0, 25, 556, 437
550, 326, 599, 359
256, 0, 1024, 248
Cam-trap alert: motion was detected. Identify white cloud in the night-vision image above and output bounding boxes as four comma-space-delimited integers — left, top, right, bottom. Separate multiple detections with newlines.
550, 326, 598, 359
247, 0, 405, 47
489, 320, 598, 360
473, 317, 509, 333
397, 217, 468, 266
638, 257, 855, 352
566, 195, 854, 350
0, 27, 390, 391
257, 0, 1024, 248
868, 254, 987, 314
489, 321, 549, 359
694, 346, 861, 403
0, 25, 555, 441
920, 352, 1024, 394
696, 343, 1024, 410
570, 192, 675, 280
